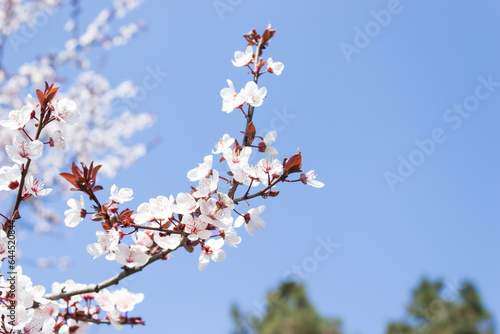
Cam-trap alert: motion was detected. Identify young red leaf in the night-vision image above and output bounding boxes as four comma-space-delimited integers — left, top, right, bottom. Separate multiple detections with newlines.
284, 153, 303, 174
245, 121, 256, 145
36, 89, 45, 106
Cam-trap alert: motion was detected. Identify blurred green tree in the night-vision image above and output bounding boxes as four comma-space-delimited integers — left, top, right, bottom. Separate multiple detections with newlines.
230, 281, 343, 334
386, 278, 495, 334
231, 278, 496, 334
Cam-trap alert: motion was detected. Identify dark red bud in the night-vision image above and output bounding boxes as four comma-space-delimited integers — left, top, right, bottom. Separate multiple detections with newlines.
257, 142, 266, 153
8, 181, 19, 190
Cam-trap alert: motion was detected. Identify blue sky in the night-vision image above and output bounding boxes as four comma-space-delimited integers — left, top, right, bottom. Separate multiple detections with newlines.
6, 0, 500, 333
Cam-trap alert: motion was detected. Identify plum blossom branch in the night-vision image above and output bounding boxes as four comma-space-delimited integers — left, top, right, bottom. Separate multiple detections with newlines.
0, 22, 324, 334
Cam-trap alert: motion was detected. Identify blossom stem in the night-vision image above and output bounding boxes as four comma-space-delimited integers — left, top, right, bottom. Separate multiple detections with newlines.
219, 176, 232, 183
228, 40, 263, 199
22, 128, 33, 141
239, 107, 247, 118
44, 237, 188, 301
129, 223, 187, 235
233, 209, 244, 216
244, 179, 254, 197
233, 174, 284, 203
4, 108, 47, 234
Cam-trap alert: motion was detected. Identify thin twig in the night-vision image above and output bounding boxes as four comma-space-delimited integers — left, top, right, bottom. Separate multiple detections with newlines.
44, 237, 186, 301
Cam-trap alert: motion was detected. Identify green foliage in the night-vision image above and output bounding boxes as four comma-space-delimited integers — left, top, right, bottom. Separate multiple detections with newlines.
231, 281, 342, 334
231, 278, 496, 334
385, 278, 495, 334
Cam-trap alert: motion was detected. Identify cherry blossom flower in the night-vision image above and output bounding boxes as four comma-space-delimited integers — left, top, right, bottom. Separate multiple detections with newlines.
0, 164, 21, 191
187, 154, 213, 181
257, 158, 283, 185
266, 58, 284, 75
1, 304, 34, 332
106, 308, 124, 330
198, 238, 226, 271
0, 95, 35, 130
223, 145, 254, 184
114, 243, 150, 268
212, 134, 235, 154
234, 205, 266, 236
193, 169, 219, 198
5, 136, 43, 165
183, 214, 211, 241
132, 201, 154, 225
58, 319, 89, 334
231, 46, 253, 67
41, 318, 56, 334
26, 285, 50, 306
109, 184, 134, 203
243, 81, 267, 107
219, 217, 241, 248
48, 130, 65, 150
133, 195, 175, 225
220, 79, 246, 113
154, 232, 182, 250
64, 195, 86, 227
35, 301, 59, 320
301, 170, 325, 188
87, 229, 120, 260
95, 289, 116, 312
173, 192, 198, 215
258, 131, 279, 158
21, 315, 47, 334
113, 288, 144, 313
24, 173, 52, 197
132, 231, 153, 247
199, 194, 234, 227
53, 98, 81, 125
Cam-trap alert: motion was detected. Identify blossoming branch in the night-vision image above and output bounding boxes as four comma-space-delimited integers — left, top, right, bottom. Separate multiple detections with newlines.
0, 23, 324, 333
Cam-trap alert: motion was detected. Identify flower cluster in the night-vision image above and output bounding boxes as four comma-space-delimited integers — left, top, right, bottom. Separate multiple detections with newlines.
0, 0, 153, 236
0, 83, 80, 204
0, 23, 324, 333
0, 270, 144, 333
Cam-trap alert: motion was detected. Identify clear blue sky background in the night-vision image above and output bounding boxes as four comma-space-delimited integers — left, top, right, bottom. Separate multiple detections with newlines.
5, 0, 500, 333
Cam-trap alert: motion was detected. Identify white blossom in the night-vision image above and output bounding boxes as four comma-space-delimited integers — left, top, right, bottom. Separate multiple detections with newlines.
5, 136, 43, 165
109, 184, 134, 203
64, 195, 85, 227
267, 58, 284, 75
231, 46, 253, 67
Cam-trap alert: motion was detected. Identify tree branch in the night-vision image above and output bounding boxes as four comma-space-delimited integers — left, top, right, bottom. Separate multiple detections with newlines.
228, 41, 263, 199
44, 237, 187, 301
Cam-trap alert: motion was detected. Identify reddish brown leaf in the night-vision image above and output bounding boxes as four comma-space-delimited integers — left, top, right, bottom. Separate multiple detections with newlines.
101, 221, 112, 231
45, 87, 59, 104
60, 173, 77, 187
284, 153, 303, 174
268, 190, 280, 197
245, 121, 256, 145
93, 185, 103, 192
71, 162, 82, 178
36, 89, 45, 106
